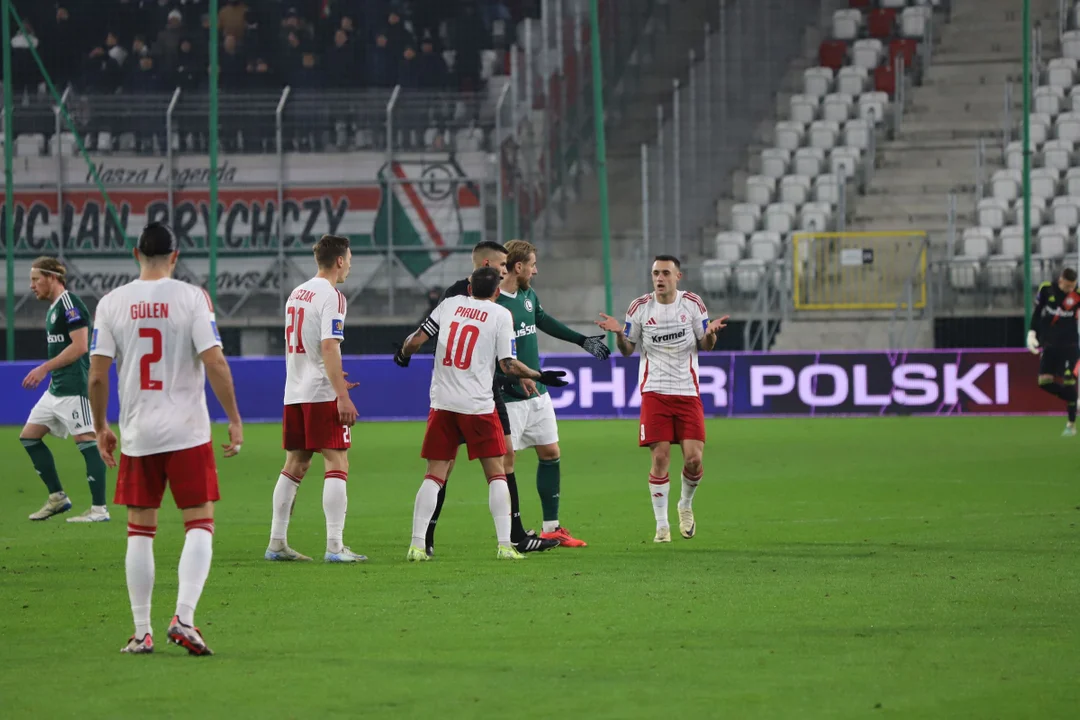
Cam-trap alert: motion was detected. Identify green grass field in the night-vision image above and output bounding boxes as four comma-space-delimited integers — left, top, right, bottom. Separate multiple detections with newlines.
0, 417, 1077, 719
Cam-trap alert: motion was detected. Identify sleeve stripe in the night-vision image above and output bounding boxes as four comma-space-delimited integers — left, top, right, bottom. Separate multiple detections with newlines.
683, 292, 707, 314
627, 294, 651, 316
59, 292, 73, 310
337, 290, 346, 314
200, 288, 214, 311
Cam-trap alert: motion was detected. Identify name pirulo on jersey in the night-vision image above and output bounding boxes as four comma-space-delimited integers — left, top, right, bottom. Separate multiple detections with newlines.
90, 278, 223, 457
45, 290, 92, 397
496, 286, 545, 401
283, 278, 347, 405
624, 290, 709, 397
425, 295, 515, 415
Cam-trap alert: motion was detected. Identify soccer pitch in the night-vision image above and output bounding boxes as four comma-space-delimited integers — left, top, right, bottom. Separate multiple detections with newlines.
0, 417, 1076, 719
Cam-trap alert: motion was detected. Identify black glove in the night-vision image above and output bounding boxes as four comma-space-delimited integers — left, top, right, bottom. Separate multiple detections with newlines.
392, 342, 410, 368
538, 369, 569, 388
497, 375, 531, 400
581, 335, 611, 360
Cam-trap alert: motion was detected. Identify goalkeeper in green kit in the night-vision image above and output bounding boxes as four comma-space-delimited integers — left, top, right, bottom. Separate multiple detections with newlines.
496, 240, 611, 547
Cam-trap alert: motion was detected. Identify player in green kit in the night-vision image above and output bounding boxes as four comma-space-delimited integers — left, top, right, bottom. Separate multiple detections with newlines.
497, 240, 611, 547
19, 257, 110, 522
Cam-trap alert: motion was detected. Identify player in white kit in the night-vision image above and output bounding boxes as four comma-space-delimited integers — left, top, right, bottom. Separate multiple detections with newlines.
265, 234, 365, 564
395, 266, 569, 561
89, 223, 243, 656
596, 255, 728, 543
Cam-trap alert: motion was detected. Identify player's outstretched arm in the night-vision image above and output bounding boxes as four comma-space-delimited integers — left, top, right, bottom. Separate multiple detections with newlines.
201, 346, 244, 456
596, 313, 635, 357
698, 315, 730, 352
498, 357, 569, 387
88, 355, 118, 468
394, 328, 431, 367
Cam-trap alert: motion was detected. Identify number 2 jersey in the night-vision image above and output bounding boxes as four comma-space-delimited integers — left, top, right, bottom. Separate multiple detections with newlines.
423, 295, 516, 415
90, 278, 223, 457
624, 290, 710, 397
283, 277, 347, 406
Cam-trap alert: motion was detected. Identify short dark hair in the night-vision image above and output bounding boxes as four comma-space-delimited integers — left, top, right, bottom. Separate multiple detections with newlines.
469, 266, 502, 299
473, 240, 507, 255
1062, 268, 1078, 282
138, 222, 177, 258
654, 254, 681, 269
313, 234, 350, 269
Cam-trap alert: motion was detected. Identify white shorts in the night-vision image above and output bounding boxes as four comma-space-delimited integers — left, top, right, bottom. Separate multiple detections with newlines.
506, 393, 559, 451
27, 392, 93, 439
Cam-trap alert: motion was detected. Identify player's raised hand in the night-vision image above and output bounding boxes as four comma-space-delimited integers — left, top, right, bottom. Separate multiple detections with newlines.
97, 427, 118, 469
595, 313, 622, 333
21, 365, 48, 390
222, 420, 244, 458
337, 394, 358, 427
581, 335, 611, 360
538, 369, 570, 387
343, 371, 360, 390
705, 315, 730, 335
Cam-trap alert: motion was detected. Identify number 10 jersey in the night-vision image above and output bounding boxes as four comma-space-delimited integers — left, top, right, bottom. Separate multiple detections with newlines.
90, 278, 223, 457
423, 296, 516, 415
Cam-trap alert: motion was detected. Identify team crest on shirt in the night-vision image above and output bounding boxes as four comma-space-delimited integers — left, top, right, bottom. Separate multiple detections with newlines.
1066, 295, 1077, 310
50, 312, 57, 324
680, 313, 687, 323
65, 306, 82, 323
524, 299, 533, 312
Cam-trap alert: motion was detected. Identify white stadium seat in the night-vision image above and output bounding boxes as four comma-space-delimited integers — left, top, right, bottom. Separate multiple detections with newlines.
1048, 58, 1078, 89
15, 134, 45, 157
714, 239, 744, 263
901, 6, 931, 39
986, 256, 1018, 289
764, 202, 797, 234
1030, 168, 1060, 200
794, 147, 826, 177
961, 229, 992, 259
749, 231, 782, 261
789, 94, 820, 125
1042, 138, 1073, 171
761, 148, 791, 179
800, 202, 832, 231
1005, 142, 1024, 171
809, 120, 840, 150
746, 175, 777, 207
715, 230, 747, 252
734, 259, 766, 294
991, 169, 1022, 202
832, 10, 861, 41
1035, 86, 1065, 116
701, 260, 732, 294
1051, 197, 1080, 229
844, 119, 872, 151
1057, 111, 1080, 143
949, 257, 981, 291
1063, 30, 1080, 61
780, 174, 812, 206
977, 198, 1008, 230
1038, 226, 1068, 257
1066, 167, 1080, 196
852, 39, 884, 71
830, 146, 861, 179
837, 66, 869, 96
814, 174, 844, 206
998, 226, 1026, 257
859, 91, 889, 125
774, 121, 806, 151
803, 67, 834, 98
731, 203, 761, 234
823, 93, 853, 123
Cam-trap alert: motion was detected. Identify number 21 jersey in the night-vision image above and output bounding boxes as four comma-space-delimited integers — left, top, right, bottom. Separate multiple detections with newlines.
425, 296, 515, 415
283, 277, 347, 405
90, 278, 223, 457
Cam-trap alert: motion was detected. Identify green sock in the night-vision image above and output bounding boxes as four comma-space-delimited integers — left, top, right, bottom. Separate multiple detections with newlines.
21, 438, 64, 494
78, 441, 108, 506
537, 458, 561, 524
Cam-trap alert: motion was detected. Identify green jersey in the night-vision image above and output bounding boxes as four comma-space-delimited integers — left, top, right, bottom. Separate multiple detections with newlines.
44, 290, 91, 397
496, 285, 585, 402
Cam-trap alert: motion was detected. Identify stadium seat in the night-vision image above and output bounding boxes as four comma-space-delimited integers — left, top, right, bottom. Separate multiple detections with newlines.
830, 146, 861, 178
794, 147, 827, 177
852, 39, 884, 71
1029, 112, 1052, 145
1011, 195, 1048, 221
1063, 30, 1080, 61
961, 229, 992, 259
1030, 169, 1059, 200
774, 121, 806, 151
714, 230, 747, 253
1035, 86, 1065, 117
1005, 141, 1024, 171
977, 198, 1009, 230
715, 238, 744, 263
867, 8, 897, 39
734, 259, 766, 294
1057, 111, 1080, 143
901, 6, 931, 39
1038, 227, 1068, 256
838, 66, 869, 96
1048, 58, 1078, 89
1051, 197, 1080, 229
749, 231, 782, 261
874, 64, 897, 98
701, 260, 732, 294
746, 175, 777, 207
889, 38, 919, 70
16, 134, 45, 157
991, 169, 1022, 201
804, 67, 835, 98
764, 203, 797, 234
819, 39, 849, 71
96, 131, 113, 153
731, 203, 762, 234
809, 120, 840, 149
949, 257, 981, 291
814, 174, 844, 206
49, 132, 77, 156
761, 148, 792, 178
1043, 139, 1073, 171
998, 226, 1025, 257
823, 93, 854, 123
831, 10, 861, 41
858, 91, 889, 124
800, 202, 833, 230
985, 256, 1018, 289
790, 94, 820, 125
844, 119, 872, 151
780, 175, 813, 205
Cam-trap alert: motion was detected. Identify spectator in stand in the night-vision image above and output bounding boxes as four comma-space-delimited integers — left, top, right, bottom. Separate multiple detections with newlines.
11, 20, 41, 95
81, 45, 123, 94
154, 9, 185, 73
106, 31, 129, 70
417, 32, 448, 90
146, 0, 178, 34
131, 34, 150, 61
383, 7, 413, 49
112, 0, 143, 46
398, 43, 420, 89
172, 37, 204, 92
43, 5, 80, 90
287, 51, 328, 151
367, 31, 396, 88
218, 0, 249, 42
124, 53, 165, 153
244, 56, 277, 152
453, 0, 489, 91
326, 28, 360, 87
280, 30, 305, 77
287, 51, 323, 91
219, 32, 248, 90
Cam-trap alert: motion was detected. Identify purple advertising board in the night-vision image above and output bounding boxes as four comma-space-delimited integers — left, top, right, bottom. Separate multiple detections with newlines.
0, 349, 1057, 425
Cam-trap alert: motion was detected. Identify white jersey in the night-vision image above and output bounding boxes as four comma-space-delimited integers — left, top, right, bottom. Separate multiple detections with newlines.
624, 290, 709, 397
283, 277, 347, 405
422, 296, 515, 415
90, 278, 223, 457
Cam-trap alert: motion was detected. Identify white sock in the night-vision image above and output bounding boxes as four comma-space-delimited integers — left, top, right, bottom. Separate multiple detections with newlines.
488, 477, 512, 547
411, 476, 441, 549
176, 521, 214, 626
680, 469, 702, 509
542, 520, 559, 534
649, 473, 670, 527
269, 472, 301, 547
92, 505, 108, 512
125, 527, 155, 638
323, 471, 348, 553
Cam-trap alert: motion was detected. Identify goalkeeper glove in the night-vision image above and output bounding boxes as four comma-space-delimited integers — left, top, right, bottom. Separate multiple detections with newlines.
1026, 330, 1040, 355
497, 375, 531, 400
392, 342, 410, 367
538, 369, 569, 388
580, 334, 611, 360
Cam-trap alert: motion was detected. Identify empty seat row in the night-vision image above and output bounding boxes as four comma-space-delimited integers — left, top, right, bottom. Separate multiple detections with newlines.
745, 173, 848, 208
790, 92, 885, 126
701, 259, 784, 296
989, 167, 1080, 202
960, 225, 1068, 259
978, 196, 1080, 230
832, 6, 930, 42
948, 256, 1059, 292
731, 201, 835, 235
760, 145, 863, 181
775, 117, 874, 152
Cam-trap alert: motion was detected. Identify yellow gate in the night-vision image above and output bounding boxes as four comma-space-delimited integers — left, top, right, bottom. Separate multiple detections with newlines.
792, 231, 928, 311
